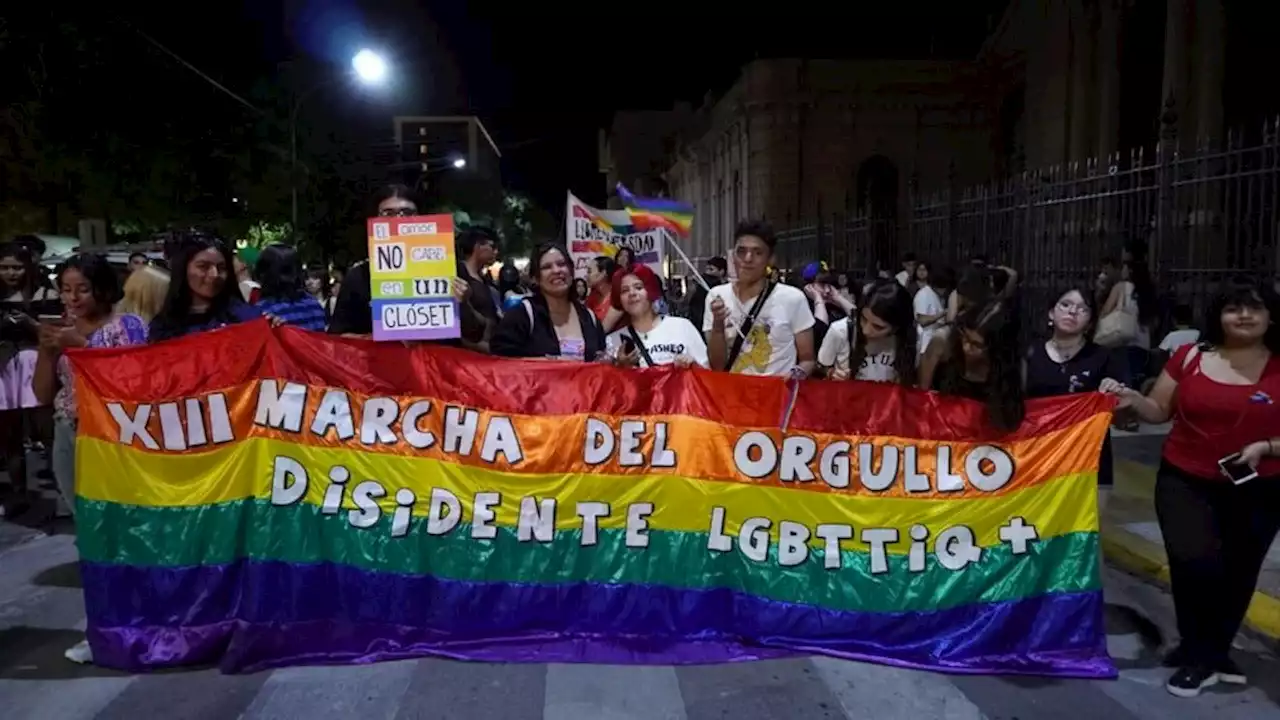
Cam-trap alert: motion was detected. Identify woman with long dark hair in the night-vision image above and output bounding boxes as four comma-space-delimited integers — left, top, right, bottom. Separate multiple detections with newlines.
492, 242, 606, 361
818, 280, 917, 386
304, 268, 335, 323
254, 244, 327, 331
1103, 276, 1280, 697
921, 298, 1026, 433
148, 232, 261, 342
608, 264, 706, 368
614, 247, 635, 272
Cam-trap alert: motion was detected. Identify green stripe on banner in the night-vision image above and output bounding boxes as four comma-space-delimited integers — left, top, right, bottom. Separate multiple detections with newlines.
77, 499, 1100, 614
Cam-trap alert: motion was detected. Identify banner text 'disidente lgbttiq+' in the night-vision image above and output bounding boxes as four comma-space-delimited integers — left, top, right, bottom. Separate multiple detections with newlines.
68, 321, 1116, 676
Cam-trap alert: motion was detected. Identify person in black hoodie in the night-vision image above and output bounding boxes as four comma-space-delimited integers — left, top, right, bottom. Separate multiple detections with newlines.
492, 242, 606, 361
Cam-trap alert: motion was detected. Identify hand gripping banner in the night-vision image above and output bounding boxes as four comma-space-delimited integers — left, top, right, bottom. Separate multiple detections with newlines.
70, 321, 1117, 677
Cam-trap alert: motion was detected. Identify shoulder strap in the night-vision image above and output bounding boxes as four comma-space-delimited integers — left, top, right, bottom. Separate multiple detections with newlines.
726, 282, 777, 371
1182, 343, 1201, 371
627, 325, 656, 367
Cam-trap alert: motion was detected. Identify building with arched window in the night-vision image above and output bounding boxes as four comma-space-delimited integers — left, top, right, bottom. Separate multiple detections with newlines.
649, 59, 995, 268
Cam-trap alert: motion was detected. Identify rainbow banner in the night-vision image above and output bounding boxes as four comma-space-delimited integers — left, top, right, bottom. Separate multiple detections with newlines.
71, 321, 1116, 677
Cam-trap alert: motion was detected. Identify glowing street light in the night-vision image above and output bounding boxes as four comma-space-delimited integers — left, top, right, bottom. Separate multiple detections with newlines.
452, 157, 467, 169
291, 49, 392, 236
352, 49, 388, 85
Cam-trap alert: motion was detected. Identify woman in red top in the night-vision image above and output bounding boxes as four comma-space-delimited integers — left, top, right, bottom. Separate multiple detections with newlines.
1104, 277, 1280, 698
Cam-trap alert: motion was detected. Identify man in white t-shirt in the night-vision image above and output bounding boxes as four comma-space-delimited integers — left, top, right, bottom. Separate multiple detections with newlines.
704, 221, 816, 377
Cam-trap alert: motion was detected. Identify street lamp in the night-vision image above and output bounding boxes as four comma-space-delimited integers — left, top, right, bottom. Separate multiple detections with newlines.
452, 157, 467, 169
352, 50, 388, 84
290, 49, 390, 237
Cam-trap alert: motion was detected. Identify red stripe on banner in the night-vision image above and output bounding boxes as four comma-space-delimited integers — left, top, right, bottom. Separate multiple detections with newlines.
69, 321, 1114, 442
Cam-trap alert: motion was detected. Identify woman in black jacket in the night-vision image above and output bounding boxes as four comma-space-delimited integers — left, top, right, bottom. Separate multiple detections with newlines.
492, 242, 606, 361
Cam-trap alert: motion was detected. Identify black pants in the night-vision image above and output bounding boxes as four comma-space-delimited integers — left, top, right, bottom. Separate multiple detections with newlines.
1155, 462, 1280, 665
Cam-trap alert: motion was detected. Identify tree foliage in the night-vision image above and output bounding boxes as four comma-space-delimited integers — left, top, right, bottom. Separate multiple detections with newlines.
0, 17, 284, 242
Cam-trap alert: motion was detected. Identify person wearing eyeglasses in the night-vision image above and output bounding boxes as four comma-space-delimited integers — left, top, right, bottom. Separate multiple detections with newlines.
328, 185, 473, 341
704, 220, 815, 377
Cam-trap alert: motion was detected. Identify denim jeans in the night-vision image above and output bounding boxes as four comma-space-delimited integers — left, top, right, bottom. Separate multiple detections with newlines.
52, 418, 76, 516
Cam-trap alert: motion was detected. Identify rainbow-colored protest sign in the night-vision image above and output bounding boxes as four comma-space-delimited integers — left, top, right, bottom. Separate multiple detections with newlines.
366, 214, 458, 342
71, 321, 1116, 677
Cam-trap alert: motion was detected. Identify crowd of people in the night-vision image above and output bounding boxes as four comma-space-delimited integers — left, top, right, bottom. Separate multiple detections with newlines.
0, 182, 1277, 699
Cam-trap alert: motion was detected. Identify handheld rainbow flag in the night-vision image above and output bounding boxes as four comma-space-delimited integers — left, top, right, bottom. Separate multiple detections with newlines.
616, 183, 694, 237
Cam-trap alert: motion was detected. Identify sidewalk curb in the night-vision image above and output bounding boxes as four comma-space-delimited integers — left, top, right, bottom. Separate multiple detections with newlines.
1102, 522, 1280, 642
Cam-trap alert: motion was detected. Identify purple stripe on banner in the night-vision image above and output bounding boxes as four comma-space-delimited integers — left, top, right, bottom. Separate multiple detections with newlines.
370, 298, 461, 341
81, 560, 1114, 677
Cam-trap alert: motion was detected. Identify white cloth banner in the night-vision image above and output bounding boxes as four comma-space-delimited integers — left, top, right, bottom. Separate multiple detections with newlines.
565, 192, 665, 277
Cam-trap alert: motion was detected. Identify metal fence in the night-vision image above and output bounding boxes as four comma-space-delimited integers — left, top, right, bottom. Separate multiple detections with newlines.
775, 115, 1280, 334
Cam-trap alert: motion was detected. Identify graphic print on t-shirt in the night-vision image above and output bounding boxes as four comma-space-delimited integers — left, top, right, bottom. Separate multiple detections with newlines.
858, 350, 896, 381
732, 323, 773, 374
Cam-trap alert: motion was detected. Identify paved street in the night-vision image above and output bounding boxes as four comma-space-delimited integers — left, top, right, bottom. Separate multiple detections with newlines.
0, 525, 1276, 720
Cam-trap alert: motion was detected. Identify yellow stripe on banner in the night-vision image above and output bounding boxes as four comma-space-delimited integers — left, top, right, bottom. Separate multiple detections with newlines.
77, 436, 1098, 553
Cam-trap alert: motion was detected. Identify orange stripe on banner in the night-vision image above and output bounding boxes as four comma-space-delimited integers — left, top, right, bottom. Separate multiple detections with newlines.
75, 380, 1109, 499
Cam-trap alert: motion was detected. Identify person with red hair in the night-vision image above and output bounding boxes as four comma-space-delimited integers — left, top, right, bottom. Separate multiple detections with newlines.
607, 264, 707, 368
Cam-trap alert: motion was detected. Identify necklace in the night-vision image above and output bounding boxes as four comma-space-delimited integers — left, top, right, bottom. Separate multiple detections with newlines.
1049, 337, 1085, 363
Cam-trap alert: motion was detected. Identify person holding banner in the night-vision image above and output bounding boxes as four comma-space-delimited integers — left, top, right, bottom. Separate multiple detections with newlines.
492, 242, 607, 362
148, 232, 263, 342
919, 298, 1026, 433
1102, 276, 1280, 698
705, 221, 815, 377
1024, 287, 1125, 506
607, 264, 706, 369
253, 244, 327, 332
817, 280, 917, 385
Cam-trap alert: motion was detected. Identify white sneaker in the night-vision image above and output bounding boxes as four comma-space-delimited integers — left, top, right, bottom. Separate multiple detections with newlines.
64, 639, 93, 664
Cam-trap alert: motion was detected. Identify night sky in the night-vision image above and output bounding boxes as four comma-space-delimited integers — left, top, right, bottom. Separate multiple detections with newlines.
133, 1, 1007, 213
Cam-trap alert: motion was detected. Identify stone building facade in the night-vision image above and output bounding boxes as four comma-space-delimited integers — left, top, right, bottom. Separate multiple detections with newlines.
986, 0, 1230, 172
604, 0, 1261, 271
639, 59, 996, 264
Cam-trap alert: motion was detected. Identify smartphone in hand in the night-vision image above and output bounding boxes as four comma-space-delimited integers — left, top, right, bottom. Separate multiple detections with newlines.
1218, 453, 1259, 485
